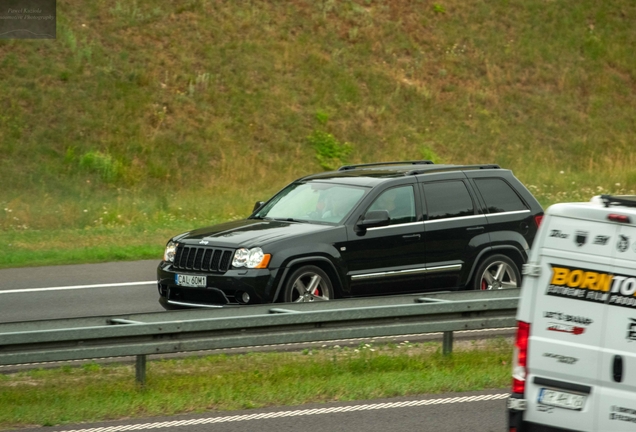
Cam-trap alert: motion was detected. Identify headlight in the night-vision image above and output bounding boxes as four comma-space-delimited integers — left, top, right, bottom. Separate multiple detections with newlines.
164, 241, 177, 262
247, 248, 265, 268
232, 247, 271, 269
232, 248, 250, 267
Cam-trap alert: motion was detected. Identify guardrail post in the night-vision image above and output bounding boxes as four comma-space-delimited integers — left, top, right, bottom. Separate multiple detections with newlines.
442, 331, 453, 355
136, 355, 147, 386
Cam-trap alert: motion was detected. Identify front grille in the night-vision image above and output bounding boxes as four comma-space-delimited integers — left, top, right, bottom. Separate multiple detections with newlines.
173, 245, 234, 273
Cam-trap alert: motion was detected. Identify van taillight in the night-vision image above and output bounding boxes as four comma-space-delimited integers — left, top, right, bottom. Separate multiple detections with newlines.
512, 321, 530, 394
534, 215, 543, 227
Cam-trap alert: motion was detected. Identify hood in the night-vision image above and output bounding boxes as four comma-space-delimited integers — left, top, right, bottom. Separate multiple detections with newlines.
174, 218, 336, 248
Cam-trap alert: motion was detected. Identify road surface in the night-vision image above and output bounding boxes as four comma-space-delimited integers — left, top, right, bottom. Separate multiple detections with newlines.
0, 260, 161, 323
9, 390, 508, 432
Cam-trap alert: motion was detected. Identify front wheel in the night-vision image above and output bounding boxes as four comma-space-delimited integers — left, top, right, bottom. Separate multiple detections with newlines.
472, 254, 521, 290
283, 265, 334, 303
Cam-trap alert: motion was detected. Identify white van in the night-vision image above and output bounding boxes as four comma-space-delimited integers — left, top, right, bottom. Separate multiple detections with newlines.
508, 195, 636, 432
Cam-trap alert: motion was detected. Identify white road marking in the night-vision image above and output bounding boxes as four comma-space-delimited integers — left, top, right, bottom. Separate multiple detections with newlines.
0, 281, 156, 294
56, 393, 509, 432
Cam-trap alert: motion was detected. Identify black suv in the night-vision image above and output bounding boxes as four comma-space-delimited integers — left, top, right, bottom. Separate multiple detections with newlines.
157, 161, 544, 309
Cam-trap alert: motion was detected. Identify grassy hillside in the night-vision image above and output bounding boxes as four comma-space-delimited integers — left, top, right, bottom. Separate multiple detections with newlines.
1, 0, 635, 267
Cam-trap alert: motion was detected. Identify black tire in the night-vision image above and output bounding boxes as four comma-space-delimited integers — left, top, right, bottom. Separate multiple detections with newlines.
472, 254, 521, 290
283, 265, 334, 303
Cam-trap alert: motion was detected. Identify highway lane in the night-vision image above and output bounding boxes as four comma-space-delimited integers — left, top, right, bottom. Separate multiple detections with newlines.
10, 390, 508, 432
0, 260, 517, 345
0, 259, 515, 373
0, 260, 163, 323
2, 262, 513, 431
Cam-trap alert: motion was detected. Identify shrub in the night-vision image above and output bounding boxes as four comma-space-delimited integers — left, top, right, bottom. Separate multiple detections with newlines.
78, 150, 123, 183
307, 130, 353, 171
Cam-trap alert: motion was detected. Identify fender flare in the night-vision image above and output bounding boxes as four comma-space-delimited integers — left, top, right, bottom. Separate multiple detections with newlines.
465, 245, 527, 286
273, 256, 344, 302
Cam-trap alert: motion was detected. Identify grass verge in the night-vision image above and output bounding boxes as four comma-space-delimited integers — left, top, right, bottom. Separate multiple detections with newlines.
2, 182, 633, 269
0, 339, 512, 430
0, 226, 175, 269
1, 0, 635, 268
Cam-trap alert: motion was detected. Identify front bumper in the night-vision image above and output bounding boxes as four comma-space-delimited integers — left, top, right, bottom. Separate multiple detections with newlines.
157, 261, 279, 309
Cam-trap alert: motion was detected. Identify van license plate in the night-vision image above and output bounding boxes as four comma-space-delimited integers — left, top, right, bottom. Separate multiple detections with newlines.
175, 274, 206, 288
538, 388, 586, 410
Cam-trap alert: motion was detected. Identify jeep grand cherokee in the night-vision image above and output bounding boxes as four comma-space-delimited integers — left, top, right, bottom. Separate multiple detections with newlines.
157, 161, 543, 309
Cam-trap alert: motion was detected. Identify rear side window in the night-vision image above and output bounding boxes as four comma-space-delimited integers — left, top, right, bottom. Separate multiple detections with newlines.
423, 181, 474, 220
474, 178, 528, 213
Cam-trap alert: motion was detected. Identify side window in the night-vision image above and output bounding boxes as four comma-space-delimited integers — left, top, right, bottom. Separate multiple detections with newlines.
474, 178, 528, 213
423, 181, 474, 220
366, 185, 416, 225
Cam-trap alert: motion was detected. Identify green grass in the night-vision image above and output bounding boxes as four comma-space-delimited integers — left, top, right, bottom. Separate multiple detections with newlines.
0, 339, 512, 430
1, 0, 635, 267
1, 183, 631, 268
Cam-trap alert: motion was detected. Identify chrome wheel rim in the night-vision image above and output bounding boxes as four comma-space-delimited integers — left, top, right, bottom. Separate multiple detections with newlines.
290, 271, 331, 302
480, 261, 518, 290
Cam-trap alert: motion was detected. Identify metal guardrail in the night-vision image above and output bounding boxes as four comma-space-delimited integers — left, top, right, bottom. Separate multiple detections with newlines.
0, 289, 520, 384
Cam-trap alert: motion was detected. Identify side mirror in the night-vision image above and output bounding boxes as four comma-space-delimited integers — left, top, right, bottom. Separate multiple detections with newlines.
253, 201, 265, 212
356, 210, 390, 233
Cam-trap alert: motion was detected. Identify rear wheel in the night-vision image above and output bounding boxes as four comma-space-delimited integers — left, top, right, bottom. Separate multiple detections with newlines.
473, 254, 521, 290
283, 265, 333, 302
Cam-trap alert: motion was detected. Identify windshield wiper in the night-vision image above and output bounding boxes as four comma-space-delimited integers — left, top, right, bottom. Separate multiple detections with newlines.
269, 217, 308, 223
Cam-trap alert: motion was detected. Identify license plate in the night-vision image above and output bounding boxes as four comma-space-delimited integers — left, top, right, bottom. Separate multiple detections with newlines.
538, 388, 586, 411
175, 274, 206, 288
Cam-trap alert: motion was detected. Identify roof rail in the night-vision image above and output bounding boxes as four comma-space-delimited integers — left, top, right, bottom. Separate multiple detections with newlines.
337, 161, 434, 171
406, 164, 501, 175
600, 194, 636, 208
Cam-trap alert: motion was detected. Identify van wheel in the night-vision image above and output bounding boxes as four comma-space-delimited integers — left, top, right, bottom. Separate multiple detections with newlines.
283, 265, 334, 302
473, 254, 520, 290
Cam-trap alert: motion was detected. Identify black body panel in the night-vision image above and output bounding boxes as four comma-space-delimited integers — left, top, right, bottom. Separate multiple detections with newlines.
157, 162, 544, 309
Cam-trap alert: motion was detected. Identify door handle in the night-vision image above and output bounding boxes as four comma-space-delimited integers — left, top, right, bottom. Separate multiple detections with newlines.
402, 234, 421, 240
613, 355, 624, 383
466, 226, 485, 231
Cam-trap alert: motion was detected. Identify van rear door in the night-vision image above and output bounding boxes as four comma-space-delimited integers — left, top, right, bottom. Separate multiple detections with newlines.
523, 210, 615, 431
596, 221, 636, 431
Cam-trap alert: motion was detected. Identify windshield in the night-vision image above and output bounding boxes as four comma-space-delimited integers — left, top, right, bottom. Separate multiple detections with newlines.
252, 181, 367, 224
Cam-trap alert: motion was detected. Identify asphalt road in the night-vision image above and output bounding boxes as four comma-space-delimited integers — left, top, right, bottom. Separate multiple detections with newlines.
0, 260, 162, 323
1, 261, 513, 431
0, 259, 515, 344
10, 390, 508, 432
